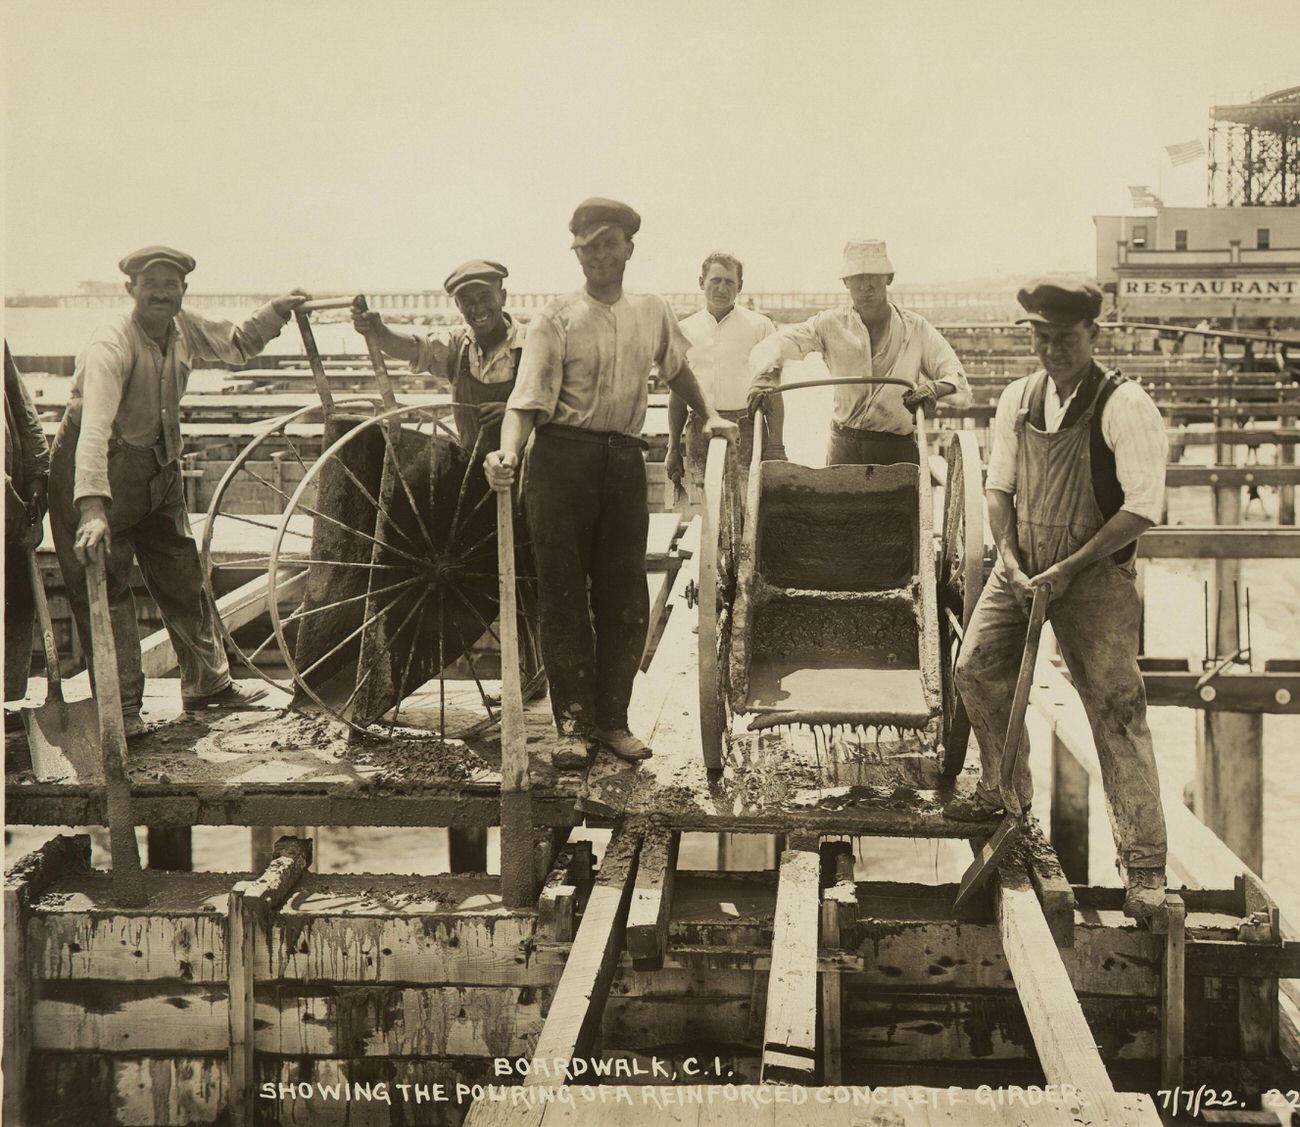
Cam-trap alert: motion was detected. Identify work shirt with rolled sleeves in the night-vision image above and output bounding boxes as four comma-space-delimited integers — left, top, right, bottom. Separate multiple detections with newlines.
408, 315, 528, 385
679, 304, 777, 412
67, 305, 288, 504
748, 302, 970, 434
984, 369, 1168, 523
508, 290, 690, 436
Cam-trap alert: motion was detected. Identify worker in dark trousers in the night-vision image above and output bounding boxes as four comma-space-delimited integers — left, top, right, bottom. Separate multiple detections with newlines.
5, 344, 51, 705
351, 259, 526, 454
485, 198, 737, 770
48, 246, 307, 737
944, 280, 1170, 922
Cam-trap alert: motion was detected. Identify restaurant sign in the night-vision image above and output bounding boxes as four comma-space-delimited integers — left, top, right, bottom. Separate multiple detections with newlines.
1121, 277, 1298, 298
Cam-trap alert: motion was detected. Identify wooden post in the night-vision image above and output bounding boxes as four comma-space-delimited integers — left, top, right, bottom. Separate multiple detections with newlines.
626, 826, 679, 971
761, 848, 820, 1085
1160, 893, 1186, 1090
1050, 723, 1091, 885
1280, 415, 1295, 526
497, 487, 534, 907
227, 836, 312, 1127
249, 826, 274, 870
448, 827, 489, 873
1195, 482, 1265, 872
146, 827, 193, 871
818, 842, 856, 1085
3, 835, 91, 1127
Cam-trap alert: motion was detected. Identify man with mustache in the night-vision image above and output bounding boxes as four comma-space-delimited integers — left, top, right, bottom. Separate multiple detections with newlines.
48, 246, 307, 737
485, 199, 736, 770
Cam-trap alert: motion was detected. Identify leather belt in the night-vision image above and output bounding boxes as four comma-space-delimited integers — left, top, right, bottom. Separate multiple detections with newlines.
538, 423, 649, 450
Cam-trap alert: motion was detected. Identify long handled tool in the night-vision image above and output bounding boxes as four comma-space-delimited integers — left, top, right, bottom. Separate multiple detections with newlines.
496, 485, 535, 907
19, 548, 102, 780
85, 546, 149, 906
953, 584, 1050, 912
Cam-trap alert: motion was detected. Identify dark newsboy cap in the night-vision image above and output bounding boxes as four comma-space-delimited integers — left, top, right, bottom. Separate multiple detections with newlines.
443, 259, 509, 296
1016, 278, 1103, 326
569, 197, 641, 248
118, 246, 196, 277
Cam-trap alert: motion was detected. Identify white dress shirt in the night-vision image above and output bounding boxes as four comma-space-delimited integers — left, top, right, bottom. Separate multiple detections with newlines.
679, 304, 776, 412
985, 371, 1168, 523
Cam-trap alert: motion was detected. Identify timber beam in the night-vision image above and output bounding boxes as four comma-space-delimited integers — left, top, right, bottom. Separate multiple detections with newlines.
525, 824, 643, 1083
1138, 527, 1300, 559
625, 825, 680, 971
760, 847, 820, 1085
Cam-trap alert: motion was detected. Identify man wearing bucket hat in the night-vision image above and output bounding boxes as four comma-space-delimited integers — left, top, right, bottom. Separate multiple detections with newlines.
484, 198, 737, 770
747, 239, 970, 465
48, 246, 308, 736
944, 278, 1170, 923
351, 259, 526, 452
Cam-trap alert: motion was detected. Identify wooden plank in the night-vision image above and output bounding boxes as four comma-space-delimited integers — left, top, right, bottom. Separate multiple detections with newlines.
537, 843, 586, 945
32, 982, 229, 1051
252, 984, 549, 1057
1024, 824, 1076, 948
1161, 894, 1186, 1091
760, 849, 819, 1084
4, 834, 92, 1126
1138, 527, 1300, 559
819, 845, 854, 1085
229, 835, 311, 1127
526, 825, 643, 1083
27, 1053, 228, 1127
626, 827, 680, 971
997, 865, 1124, 1120
139, 567, 307, 678
32, 908, 227, 981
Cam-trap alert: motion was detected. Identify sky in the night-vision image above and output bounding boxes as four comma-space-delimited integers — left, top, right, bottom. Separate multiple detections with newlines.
3, 1, 1297, 296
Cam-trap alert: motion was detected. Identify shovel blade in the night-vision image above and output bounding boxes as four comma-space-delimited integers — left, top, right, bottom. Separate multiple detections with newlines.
953, 815, 1022, 913
21, 697, 104, 781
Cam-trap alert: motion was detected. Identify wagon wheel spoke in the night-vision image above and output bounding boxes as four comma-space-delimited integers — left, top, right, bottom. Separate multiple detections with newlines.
295, 582, 418, 682
378, 421, 440, 556
388, 594, 432, 738
339, 588, 431, 720
447, 431, 489, 546
448, 610, 498, 723
279, 575, 425, 625
308, 443, 427, 557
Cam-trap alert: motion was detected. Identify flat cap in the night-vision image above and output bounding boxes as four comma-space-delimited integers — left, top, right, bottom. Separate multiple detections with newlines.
118, 245, 196, 277
443, 259, 509, 296
840, 238, 894, 278
569, 197, 641, 248
1016, 278, 1103, 326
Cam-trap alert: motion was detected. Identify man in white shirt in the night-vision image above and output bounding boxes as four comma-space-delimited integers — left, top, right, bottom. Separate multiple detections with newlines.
747, 239, 971, 466
944, 279, 1170, 923
666, 252, 778, 514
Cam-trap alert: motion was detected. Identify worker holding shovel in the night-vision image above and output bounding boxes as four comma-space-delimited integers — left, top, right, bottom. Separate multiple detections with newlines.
944, 279, 1170, 923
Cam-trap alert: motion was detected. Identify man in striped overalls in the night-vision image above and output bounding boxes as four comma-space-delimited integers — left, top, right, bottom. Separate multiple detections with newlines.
945, 279, 1170, 923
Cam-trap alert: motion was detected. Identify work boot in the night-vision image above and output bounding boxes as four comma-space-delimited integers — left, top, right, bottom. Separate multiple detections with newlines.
122, 711, 149, 741
1123, 867, 1167, 923
182, 681, 269, 712
592, 727, 653, 763
551, 735, 595, 772
942, 791, 1032, 822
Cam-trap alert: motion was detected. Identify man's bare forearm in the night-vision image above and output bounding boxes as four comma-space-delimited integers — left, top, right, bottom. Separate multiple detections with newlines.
667, 390, 689, 452
1057, 511, 1153, 574
987, 490, 1023, 572
667, 364, 717, 419
371, 326, 421, 365
499, 408, 539, 459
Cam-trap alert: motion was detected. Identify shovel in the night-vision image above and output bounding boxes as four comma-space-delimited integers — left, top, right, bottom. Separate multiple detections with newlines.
953, 583, 1050, 912
19, 547, 102, 781
84, 545, 148, 906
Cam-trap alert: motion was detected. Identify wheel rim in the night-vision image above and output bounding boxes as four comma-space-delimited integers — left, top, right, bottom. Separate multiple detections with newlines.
200, 396, 379, 692
267, 403, 539, 740
698, 435, 739, 768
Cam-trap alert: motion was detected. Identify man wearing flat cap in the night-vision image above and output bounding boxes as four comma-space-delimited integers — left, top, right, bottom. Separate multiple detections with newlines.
748, 239, 971, 466
47, 246, 308, 736
484, 198, 737, 769
352, 259, 526, 452
945, 278, 1170, 923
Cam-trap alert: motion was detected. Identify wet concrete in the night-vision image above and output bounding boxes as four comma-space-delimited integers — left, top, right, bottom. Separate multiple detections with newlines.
756, 462, 917, 593
747, 655, 929, 719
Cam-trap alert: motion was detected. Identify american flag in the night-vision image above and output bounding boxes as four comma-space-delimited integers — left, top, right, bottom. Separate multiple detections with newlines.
1165, 139, 1205, 167
1128, 185, 1162, 209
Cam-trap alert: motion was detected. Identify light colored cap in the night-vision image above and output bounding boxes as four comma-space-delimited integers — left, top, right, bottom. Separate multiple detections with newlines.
839, 239, 894, 279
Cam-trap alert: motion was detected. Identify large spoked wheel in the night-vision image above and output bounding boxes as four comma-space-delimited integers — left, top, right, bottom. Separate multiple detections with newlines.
938, 430, 988, 775
267, 402, 542, 740
698, 435, 741, 769
200, 397, 378, 691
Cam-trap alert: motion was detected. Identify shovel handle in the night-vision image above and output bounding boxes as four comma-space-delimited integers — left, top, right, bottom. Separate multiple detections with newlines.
496, 488, 527, 794
351, 296, 399, 411
85, 547, 148, 906
998, 584, 1050, 817
26, 548, 63, 698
